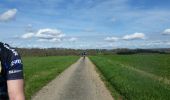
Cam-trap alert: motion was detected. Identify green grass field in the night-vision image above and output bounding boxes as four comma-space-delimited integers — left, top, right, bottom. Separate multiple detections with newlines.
23, 56, 79, 100
90, 54, 170, 100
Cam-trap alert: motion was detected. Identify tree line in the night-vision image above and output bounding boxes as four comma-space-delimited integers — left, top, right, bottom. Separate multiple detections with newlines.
16, 48, 170, 57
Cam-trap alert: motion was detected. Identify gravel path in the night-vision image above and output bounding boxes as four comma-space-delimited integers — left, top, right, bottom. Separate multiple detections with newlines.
32, 57, 114, 100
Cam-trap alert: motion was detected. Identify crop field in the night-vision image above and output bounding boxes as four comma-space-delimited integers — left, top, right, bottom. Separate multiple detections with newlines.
23, 56, 79, 100
90, 54, 170, 100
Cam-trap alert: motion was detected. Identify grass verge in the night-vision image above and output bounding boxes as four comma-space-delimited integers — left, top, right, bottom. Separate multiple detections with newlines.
90, 54, 170, 100
92, 61, 123, 100
23, 56, 79, 100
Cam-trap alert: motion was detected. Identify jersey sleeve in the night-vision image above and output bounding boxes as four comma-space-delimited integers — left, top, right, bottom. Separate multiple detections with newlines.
1, 43, 23, 80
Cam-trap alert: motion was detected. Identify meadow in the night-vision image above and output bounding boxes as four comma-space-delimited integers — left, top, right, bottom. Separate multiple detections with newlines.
90, 54, 170, 100
23, 56, 79, 100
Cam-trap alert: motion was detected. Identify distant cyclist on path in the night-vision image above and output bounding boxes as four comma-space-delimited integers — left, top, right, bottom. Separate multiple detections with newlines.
0, 42, 25, 100
82, 51, 87, 59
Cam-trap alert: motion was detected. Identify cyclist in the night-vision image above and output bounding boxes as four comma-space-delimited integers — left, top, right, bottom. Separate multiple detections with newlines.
0, 42, 25, 100
82, 51, 87, 59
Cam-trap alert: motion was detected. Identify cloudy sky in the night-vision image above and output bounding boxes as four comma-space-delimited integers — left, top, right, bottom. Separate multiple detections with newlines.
0, 0, 170, 49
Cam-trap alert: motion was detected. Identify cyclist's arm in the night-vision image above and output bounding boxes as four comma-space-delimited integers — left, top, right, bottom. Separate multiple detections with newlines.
2, 43, 25, 100
7, 80, 25, 100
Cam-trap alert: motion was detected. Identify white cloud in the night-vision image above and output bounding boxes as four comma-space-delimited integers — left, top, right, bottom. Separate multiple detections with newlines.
105, 32, 145, 42
25, 24, 34, 32
162, 29, 170, 35
38, 38, 62, 42
27, 24, 32, 27
21, 28, 65, 42
21, 28, 78, 43
35, 28, 65, 39
122, 32, 145, 40
105, 37, 119, 42
111, 17, 116, 22
21, 32, 34, 39
83, 28, 95, 32
0, 9, 17, 22
68, 37, 78, 42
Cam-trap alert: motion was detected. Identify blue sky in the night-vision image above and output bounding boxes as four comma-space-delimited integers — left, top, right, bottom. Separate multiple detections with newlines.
0, 0, 170, 49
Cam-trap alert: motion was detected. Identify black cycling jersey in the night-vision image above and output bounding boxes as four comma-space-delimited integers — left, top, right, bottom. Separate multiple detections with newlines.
0, 42, 23, 99
82, 52, 87, 56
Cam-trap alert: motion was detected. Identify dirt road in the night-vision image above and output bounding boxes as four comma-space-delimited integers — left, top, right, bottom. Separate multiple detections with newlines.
32, 57, 114, 100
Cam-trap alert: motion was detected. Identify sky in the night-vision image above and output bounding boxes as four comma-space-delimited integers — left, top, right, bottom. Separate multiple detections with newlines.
0, 0, 170, 49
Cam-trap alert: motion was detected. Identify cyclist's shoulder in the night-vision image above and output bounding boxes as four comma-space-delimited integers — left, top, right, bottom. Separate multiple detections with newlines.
0, 42, 15, 54
0, 42, 3, 47
0, 42, 8, 48
0, 42, 8, 51
0, 42, 4, 52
